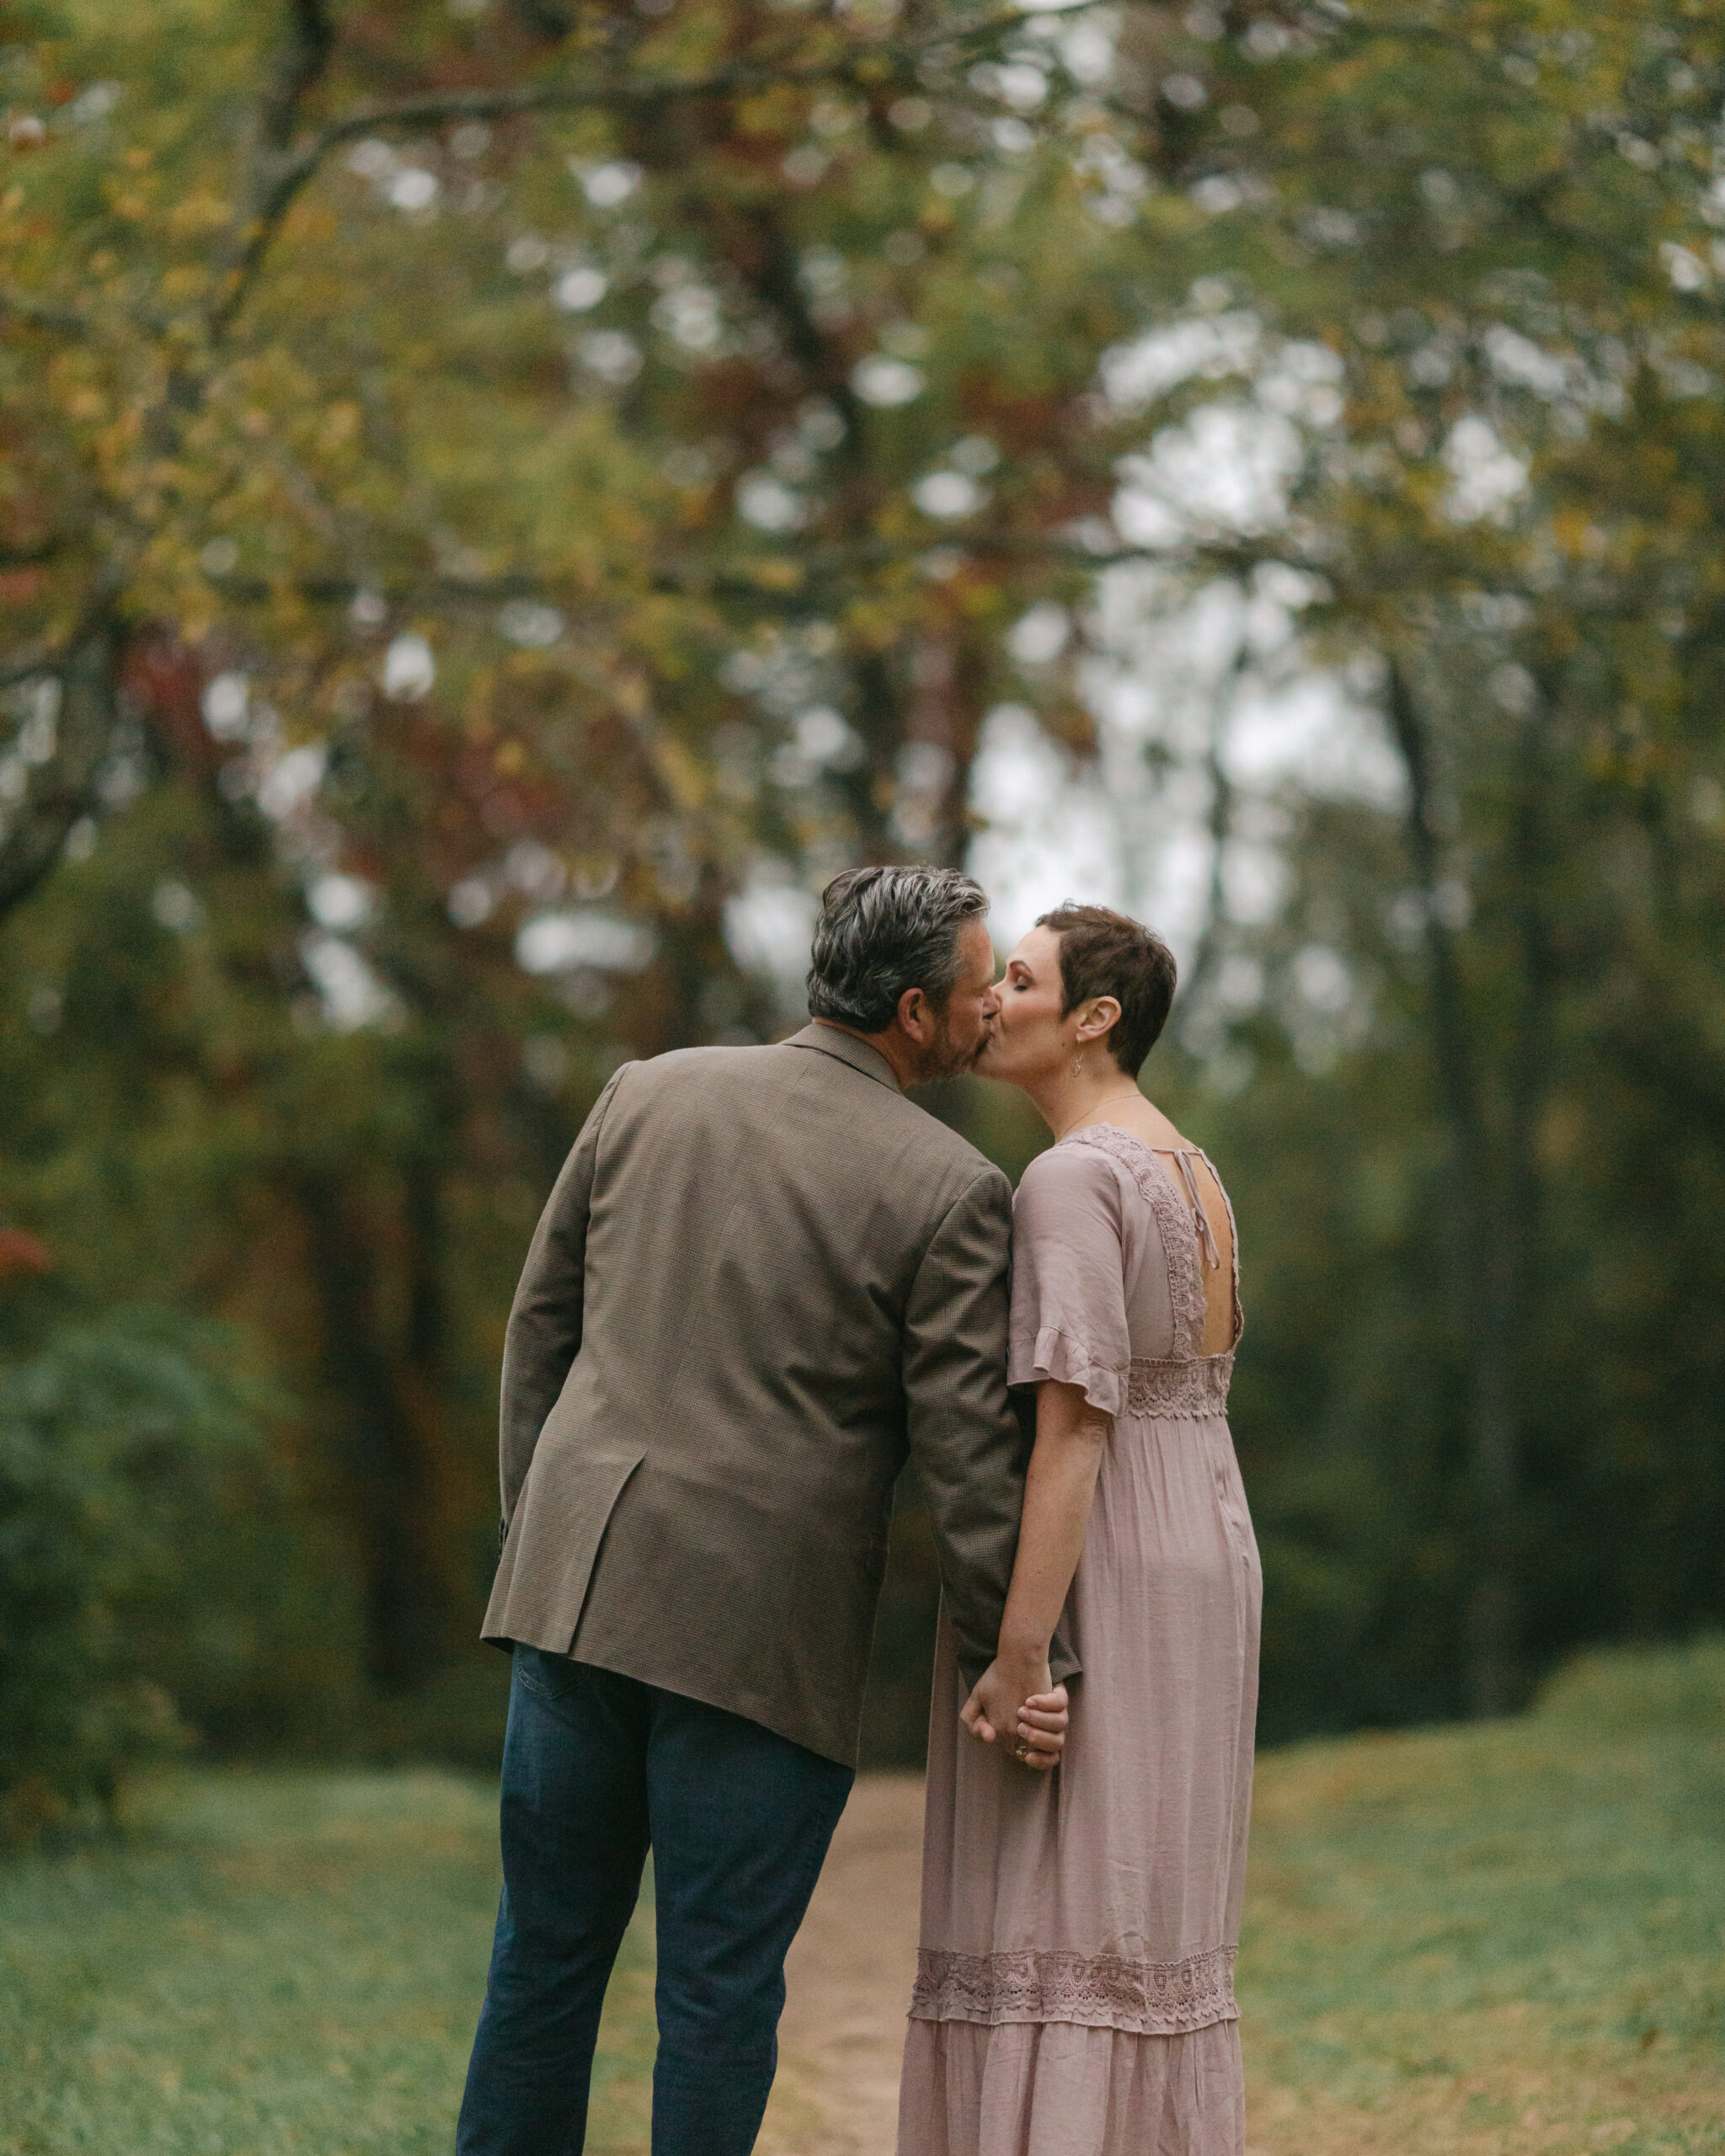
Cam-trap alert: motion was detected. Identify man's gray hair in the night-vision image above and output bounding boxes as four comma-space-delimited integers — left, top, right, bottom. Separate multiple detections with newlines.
806, 865, 990, 1033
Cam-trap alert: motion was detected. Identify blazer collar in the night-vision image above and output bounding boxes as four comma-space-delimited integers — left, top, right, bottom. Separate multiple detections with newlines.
782, 1021, 903, 1095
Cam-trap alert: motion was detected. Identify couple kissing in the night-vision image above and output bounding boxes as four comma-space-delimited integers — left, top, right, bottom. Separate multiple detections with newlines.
458, 863, 1259, 2156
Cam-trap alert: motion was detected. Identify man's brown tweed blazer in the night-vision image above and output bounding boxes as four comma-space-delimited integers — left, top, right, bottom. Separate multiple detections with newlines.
482, 1021, 1076, 1766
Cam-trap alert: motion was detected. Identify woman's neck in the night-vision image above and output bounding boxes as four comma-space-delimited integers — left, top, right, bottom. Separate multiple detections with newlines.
1023, 1059, 1145, 1141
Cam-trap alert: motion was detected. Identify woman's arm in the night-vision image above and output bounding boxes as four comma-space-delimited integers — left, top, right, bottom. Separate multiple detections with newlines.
959, 1378, 1110, 1764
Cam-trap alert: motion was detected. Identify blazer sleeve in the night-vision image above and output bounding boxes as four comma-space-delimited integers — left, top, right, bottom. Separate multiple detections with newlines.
903, 1166, 1081, 1693
498, 1063, 629, 1528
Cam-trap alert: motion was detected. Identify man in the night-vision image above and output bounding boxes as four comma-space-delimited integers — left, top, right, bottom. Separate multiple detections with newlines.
457, 864, 1075, 2156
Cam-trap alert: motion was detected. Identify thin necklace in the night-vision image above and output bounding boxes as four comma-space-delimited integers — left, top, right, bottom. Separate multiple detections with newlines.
1055, 1089, 1144, 1140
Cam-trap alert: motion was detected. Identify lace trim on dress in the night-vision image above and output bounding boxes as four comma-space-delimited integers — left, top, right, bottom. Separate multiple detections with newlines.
910, 1944, 1238, 2036
1126, 1351, 1234, 1419
1059, 1124, 1208, 1358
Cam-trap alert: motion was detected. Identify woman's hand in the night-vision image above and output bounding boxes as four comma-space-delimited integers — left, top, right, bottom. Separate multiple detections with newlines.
960, 1654, 1070, 1769
959, 1380, 1102, 1774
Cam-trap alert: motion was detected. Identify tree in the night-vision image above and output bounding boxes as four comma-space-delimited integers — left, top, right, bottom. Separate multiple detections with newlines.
7, 0, 1723, 1742
1105, 0, 1725, 1716
3, 0, 1188, 1698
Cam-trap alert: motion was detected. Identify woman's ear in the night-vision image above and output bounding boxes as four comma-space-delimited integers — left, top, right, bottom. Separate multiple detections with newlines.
1075, 995, 1122, 1044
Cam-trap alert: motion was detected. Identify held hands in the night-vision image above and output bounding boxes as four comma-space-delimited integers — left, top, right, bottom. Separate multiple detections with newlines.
959, 1652, 1070, 1771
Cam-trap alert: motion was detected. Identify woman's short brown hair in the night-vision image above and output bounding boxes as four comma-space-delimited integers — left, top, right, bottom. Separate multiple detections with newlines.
1038, 904, 1178, 1077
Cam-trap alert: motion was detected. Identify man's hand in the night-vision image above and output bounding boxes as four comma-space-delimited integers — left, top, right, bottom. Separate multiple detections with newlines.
960, 1654, 1070, 1770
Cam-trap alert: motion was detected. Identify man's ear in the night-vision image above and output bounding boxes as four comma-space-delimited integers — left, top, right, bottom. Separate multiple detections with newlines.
895, 985, 932, 1041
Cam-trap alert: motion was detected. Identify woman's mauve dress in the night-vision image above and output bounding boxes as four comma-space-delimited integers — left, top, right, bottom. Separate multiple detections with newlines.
897, 1123, 1261, 2156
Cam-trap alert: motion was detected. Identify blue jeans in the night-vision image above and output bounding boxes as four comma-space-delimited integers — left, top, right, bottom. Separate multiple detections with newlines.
456, 1648, 854, 2156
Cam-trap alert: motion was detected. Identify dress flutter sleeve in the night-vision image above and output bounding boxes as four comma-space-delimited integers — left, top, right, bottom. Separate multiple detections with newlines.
1007, 1142, 1131, 1417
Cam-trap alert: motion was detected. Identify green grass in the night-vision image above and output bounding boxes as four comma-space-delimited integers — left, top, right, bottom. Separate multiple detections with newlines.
1241, 1639, 1725, 2156
0, 1770, 654, 2154
1, 1642, 1722, 2156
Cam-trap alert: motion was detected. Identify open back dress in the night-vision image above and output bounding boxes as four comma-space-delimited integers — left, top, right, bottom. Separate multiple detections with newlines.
897, 1123, 1260, 2156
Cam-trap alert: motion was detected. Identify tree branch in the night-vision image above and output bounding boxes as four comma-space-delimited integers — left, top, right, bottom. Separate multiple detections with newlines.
211, 0, 339, 337
194, 528, 1306, 622
209, 0, 1109, 337
261, 0, 338, 151
506, 0, 576, 40
0, 287, 89, 338
0, 653, 58, 693
0, 617, 120, 921
0, 540, 65, 570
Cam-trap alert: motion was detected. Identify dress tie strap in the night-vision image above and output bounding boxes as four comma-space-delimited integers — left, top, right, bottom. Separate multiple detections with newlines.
1175, 1151, 1222, 1272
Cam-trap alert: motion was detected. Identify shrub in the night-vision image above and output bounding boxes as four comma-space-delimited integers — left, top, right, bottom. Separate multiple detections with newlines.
0, 1309, 275, 1841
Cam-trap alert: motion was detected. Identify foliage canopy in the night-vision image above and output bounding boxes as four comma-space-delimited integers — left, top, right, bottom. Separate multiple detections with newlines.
2, 0, 1722, 1770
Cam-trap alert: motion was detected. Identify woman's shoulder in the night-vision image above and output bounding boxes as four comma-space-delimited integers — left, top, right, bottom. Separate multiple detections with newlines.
1015, 1133, 1136, 1211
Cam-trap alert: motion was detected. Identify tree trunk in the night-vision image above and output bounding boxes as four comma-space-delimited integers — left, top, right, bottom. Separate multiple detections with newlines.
1498, 686, 1557, 1667
299, 1171, 448, 1693
1182, 628, 1248, 1011
1385, 656, 1523, 1716
0, 621, 119, 921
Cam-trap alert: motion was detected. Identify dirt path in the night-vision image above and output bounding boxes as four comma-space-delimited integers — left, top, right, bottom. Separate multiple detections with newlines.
757, 1772, 927, 2156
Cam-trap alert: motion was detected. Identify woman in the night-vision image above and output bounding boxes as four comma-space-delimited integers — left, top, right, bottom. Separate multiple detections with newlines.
898, 904, 1260, 2156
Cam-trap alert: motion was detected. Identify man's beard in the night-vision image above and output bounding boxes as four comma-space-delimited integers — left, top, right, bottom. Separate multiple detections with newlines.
916, 1009, 991, 1085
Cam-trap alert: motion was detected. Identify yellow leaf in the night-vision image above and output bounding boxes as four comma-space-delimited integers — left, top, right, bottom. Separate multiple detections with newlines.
654, 738, 707, 812
747, 558, 804, 591
166, 193, 232, 237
